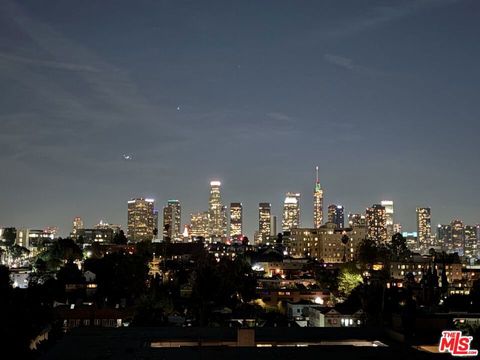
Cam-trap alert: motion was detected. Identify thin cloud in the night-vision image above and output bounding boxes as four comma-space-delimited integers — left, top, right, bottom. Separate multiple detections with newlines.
0, 52, 100, 72
324, 54, 354, 70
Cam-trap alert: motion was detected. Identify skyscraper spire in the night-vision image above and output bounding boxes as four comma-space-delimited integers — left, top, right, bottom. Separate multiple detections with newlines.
313, 166, 324, 228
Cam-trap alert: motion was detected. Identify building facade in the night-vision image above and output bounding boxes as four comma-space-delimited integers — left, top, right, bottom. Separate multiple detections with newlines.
163, 200, 181, 241
366, 204, 387, 243
327, 204, 344, 229
381, 200, 394, 239
127, 198, 155, 242
416, 207, 432, 250
208, 181, 227, 241
229, 202, 243, 240
290, 224, 367, 263
282, 192, 300, 232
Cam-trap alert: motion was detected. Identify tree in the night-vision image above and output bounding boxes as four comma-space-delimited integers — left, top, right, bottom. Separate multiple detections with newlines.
112, 230, 128, 245
2, 227, 16, 246
338, 264, 363, 297
388, 233, 411, 261
9, 245, 30, 261
357, 239, 378, 266
0, 265, 11, 299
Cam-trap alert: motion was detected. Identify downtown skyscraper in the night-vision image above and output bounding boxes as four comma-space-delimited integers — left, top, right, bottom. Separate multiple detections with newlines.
208, 181, 227, 241
127, 198, 155, 242
327, 204, 345, 229
258, 202, 272, 242
416, 207, 431, 250
163, 200, 181, 241
229, 202, 243, 240
381, 200, 394, 238
366, 204, 387, 243
313, 166, 323, 228
282, 192, 300, 232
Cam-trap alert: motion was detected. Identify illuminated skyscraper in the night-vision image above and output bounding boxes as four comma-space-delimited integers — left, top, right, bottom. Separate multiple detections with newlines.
313, 166, 324, 228
464, 225, 479, 258
451, 219, 465, 254
437, 224, 452, 250
127, 198, 155, 242
190, 211, 210, 239
208, 181, 227, 240
348, 213, 366, 228
72, 217, 84, 241
153, 209, 159, 239
381, 200, 394, 238
163, 200, 181, 241
282, 192, 300, 231
259, 203, 272, 241
416, 207, 431, 250
327, 204, 344, 228
229, 202, 243, 240
366, 204, 387, 242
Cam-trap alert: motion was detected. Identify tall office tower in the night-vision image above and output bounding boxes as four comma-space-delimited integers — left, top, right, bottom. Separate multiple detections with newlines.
313, 166, 324, 228
259, 202, 272, 241
271, 215, 277, 236
464, 225, 478, 258
282, 192, 300, 231
208, 181, 227, 240
163, 200, 181, 241
381, 200, 394, 238
416, 207, 432, 250
127, 198, 155, 242
437, 224, 452, 250
327, 204, 345, 228
451, 219, 465, 254
348, 213, 366, 228
366, 204, 387, 243
229, 202, 243, 240
72, 217, 84, 241
190, 211, 210, 239
153, 209, 159, 239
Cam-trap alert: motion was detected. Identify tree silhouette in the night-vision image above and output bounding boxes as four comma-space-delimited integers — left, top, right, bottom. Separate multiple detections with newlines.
112, 230, 128, 245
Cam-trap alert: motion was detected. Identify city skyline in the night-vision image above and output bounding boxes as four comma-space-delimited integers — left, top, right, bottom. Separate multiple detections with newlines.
3, 172, 478, 240
1, 0, 480, 238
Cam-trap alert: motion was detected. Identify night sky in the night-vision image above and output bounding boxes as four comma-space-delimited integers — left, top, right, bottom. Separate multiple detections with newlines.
1, 0, 479, 237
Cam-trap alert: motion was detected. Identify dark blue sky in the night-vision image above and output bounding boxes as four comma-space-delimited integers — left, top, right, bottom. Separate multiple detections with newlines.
0, 0, 479, 237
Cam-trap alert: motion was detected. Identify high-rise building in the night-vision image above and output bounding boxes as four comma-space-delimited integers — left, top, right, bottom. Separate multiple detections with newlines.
271, 215, 277, 236
190, 211, 210, 240
127, 198, 155, 242
451, 219, 465, 254
208, 181, 227, 241
153, 209, 159, 239
381, 200, 394, 239
313, 166, 324, 228
229, 202, 243, 240
366, 204, 387, 242
282, 193, 300, 231
259, 202, 272, 241
327, 204, 344, 228
416, 207, 432, 250
437, 224, 452, 250
72, 217, 84, 242
464, 225, 479, 258
163, 200, 181, 241
348, 213, 366, 228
